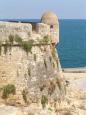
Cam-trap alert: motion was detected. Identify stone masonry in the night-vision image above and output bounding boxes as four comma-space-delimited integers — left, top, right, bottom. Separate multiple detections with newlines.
0, 12, 65, 104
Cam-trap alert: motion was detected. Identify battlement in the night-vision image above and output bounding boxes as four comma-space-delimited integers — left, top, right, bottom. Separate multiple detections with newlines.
0, 12, 59, 45
0, 12, 65, 105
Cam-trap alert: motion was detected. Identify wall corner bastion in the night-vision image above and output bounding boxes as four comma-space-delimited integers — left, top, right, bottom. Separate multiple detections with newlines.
0, 12, 65, 105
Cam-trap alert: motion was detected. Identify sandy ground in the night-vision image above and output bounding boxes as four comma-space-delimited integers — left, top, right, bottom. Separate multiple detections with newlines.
63, 69, 86, 91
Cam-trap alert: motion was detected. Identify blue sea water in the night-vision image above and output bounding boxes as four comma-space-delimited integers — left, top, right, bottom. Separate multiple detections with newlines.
1, 19, 86, 68
57, 20, 86, 68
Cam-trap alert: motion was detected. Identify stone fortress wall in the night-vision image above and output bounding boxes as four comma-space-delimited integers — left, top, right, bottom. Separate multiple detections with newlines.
0, 12, 59, 44
0, 12, 64, 104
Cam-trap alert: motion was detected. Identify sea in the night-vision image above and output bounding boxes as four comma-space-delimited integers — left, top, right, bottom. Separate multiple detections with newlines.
57, 19, 86, 68
1, 19, 86, 68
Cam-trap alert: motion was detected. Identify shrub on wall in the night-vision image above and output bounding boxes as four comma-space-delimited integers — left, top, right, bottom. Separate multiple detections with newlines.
28, 68, 31, 76
22, 40, 34, 53
4, 40, 9, 55
22, 89, 28, 103
38, 35, 51, 44
2, 84, 16, 99
56, 78, 62, 91
49, 56, 52, 63
15, 35, 34, 54
41, 95, 48, 109
48, 81, 56, 95
9, 34, 14, 45
0, 41, 2, 55
34, 54, 36, 61
43, 35, 51, 44
44, 59, 47, 69
15, 34, 22, 44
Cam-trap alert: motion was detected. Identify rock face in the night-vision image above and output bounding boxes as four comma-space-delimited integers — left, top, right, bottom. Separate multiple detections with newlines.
0, 12, 65, 105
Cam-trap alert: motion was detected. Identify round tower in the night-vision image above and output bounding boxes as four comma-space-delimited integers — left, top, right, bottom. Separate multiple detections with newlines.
41, 12, 59, 44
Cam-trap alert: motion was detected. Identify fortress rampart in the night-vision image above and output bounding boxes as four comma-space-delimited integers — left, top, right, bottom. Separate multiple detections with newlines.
0, 12, 64, 105
0, 12, 59, 44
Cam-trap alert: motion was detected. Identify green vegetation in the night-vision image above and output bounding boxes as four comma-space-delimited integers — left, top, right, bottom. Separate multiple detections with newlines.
22, 89, 28, 103
52, 47, 56, 60
15, 34, 22, 44
43, 35, 49, 43
22, 40, 34, 54
53, 62, 56, 68
56, 78, 62, 91
51, 45, 58, 68
38, 35, 51, 44
4, 40, 9, 55
49, 56, 52, 63
34, 54, 36, 61
9, 34, 14, 45
2, 84, 16, 99
28, 68, 31, 76
0, 41, 2, 55
15, 35, 34, 54
44, 59, 47, 69
48, 108, 53, 111
48, 81, 56, 95
43, 35, 51, 44
41, 95, 48, 109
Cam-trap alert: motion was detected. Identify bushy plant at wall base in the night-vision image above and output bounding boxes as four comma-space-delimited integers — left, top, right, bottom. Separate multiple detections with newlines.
2, 84, 16, 99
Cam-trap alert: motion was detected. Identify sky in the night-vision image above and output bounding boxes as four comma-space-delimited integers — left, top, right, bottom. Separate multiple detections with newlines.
0, 0, 86, 19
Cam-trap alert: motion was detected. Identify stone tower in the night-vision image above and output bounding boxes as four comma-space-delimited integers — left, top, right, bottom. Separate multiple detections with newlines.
0, 12, 65, 105
41, 12, 59, 44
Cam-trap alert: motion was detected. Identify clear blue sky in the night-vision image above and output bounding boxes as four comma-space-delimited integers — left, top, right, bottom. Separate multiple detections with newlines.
0, 0, 86, 19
